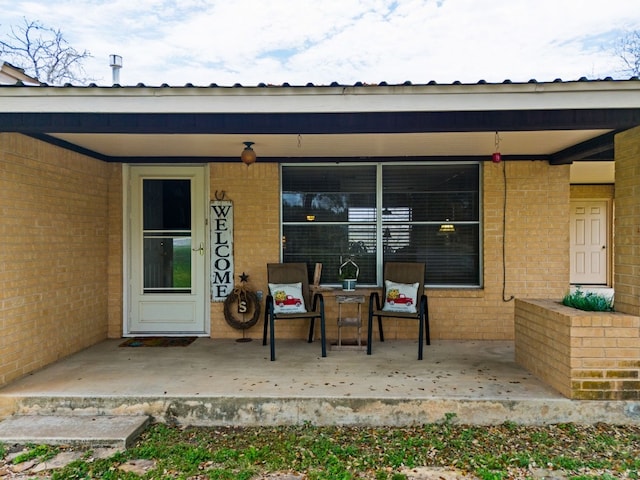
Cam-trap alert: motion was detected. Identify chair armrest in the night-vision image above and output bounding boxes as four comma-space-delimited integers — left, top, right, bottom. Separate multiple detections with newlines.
312, 292, 325, 313
369, 291, 381, 311
265, 294, 275, 314
418, 294, 428, 315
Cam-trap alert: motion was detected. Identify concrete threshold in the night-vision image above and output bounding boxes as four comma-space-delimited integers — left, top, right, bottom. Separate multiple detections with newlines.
0, 415, 150, 448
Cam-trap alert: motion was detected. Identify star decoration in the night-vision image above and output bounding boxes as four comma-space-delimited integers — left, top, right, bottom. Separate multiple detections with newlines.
239, 272, 249, 283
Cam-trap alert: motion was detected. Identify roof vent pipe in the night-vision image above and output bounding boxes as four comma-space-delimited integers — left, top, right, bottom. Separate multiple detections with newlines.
109, 54, 123, 85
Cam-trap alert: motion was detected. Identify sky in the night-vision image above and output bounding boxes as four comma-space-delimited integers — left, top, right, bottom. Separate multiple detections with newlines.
1, 0, 639, 87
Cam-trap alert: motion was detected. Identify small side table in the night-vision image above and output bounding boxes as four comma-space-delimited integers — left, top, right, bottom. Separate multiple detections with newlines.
335, 294, 365, 349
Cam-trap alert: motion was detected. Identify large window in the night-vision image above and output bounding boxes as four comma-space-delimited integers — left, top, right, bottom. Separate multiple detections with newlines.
281, 163, 481, 287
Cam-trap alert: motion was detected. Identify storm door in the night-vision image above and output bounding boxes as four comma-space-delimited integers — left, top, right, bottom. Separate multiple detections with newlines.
127, 165, 208, 334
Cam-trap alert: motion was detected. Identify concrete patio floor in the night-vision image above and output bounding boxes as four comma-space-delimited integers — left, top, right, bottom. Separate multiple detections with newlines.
1, 339, 638, 426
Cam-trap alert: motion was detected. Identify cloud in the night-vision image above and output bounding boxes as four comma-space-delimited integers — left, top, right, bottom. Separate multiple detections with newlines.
1, 0, 639, 86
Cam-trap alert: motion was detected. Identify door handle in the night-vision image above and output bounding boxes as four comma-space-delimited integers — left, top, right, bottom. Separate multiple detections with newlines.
192, 242, 204, 255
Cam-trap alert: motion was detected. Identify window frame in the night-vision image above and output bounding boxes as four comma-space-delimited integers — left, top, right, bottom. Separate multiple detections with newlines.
280, 161, 483, 288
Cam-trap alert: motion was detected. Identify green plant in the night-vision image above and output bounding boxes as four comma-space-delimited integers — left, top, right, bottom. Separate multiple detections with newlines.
443, 412, 458, 425
562, 288, 614, 312
476, 467, 508, 480
12, 444, 59, 464
338, 258, 359, 280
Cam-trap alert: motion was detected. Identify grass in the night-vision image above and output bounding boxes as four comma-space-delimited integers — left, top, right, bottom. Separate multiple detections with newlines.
10, 443, 58, 464
562, 288, 614, 312
172, 244, 191, 288
5, 420, 639, 479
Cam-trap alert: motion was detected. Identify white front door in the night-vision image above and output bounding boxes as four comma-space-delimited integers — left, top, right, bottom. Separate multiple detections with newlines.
127, 165, 209, 334
570, 200, 608, 285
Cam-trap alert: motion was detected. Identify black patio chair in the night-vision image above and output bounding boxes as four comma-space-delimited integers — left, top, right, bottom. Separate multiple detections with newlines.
367, 262, 430, 360
263, 263, 327, 361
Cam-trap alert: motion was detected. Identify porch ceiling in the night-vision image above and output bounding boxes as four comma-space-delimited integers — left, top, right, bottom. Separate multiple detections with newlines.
47, 129, 610, 160
24, 124, 621, 185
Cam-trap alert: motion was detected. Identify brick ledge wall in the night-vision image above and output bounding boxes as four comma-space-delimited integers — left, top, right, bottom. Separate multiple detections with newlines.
515, 298, 640, 400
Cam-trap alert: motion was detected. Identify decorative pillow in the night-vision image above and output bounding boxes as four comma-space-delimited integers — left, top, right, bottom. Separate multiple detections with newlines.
382, 280, 419, 313
268, 282, 307, 314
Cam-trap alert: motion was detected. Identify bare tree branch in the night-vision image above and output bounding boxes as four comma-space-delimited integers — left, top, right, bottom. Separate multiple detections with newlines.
613, 30, 640, 77
0, 18, 93, 85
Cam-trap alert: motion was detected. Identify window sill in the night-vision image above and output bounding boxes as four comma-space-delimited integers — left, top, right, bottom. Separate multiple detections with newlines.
425, 288, 484, 298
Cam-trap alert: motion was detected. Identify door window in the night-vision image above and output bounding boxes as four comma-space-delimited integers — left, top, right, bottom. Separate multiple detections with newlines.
143, 179, 192, 293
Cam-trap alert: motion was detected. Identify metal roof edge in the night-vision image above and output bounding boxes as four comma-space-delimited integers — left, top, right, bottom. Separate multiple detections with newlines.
1, 76, 639, 92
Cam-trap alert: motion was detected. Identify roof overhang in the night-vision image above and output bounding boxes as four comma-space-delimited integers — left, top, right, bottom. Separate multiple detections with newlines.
0, 61, 40, 86
1, 79, 639, 183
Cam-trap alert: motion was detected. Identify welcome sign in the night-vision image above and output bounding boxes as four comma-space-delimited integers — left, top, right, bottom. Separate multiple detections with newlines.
210, 200, 234, 302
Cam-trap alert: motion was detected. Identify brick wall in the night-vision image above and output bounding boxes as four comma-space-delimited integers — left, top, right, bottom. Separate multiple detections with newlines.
107, 164, 123, 338
614, 126, 640, 316
503, 161, 570, 297
209, 162, 281, 338
0, 133, 111, 387
570, 184, 614, 199
427, 161, 570, 341
515, 298, 640, 399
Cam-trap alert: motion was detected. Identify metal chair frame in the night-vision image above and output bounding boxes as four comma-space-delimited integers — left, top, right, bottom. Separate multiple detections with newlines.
263, 263, 327, 361
366, 262, 430, 360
